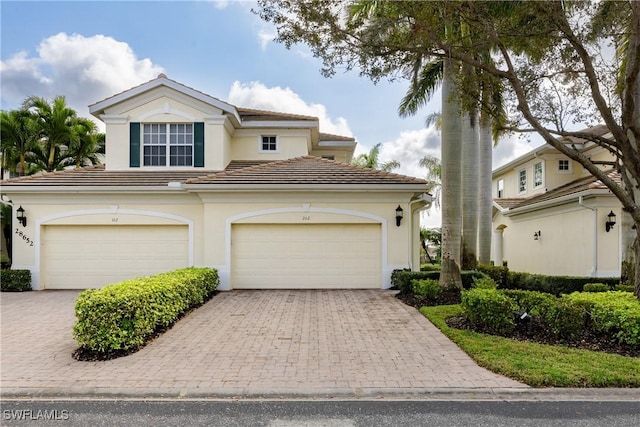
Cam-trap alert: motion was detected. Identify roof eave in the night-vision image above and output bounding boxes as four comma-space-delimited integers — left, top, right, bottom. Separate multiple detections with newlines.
183, 183, 427, 192
0, 185, 188, 193
89, 77, 241, 123
504, 188, 613, 216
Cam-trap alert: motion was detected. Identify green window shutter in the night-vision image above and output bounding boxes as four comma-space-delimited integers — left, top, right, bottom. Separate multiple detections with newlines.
130, 122, 141, 168
194, 122, 204, 167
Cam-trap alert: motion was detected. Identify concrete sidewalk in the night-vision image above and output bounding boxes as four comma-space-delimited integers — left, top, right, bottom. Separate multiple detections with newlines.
0, 289, 634, 401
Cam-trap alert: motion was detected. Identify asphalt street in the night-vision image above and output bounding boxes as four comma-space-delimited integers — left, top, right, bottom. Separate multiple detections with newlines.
2, 399, 640, 427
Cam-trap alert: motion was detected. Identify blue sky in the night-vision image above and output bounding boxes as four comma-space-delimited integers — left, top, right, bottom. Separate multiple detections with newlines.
1, 0, 537, 227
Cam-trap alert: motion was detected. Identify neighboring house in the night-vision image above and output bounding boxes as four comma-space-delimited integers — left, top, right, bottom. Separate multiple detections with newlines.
492, 125, 622, 278
1, 74, 431, 290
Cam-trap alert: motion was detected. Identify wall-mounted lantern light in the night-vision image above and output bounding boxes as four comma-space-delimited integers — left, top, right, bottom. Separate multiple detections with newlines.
16, 205, 27, 227
533, 230, 541, 241
605, 210, 616, 232
395, 205, 404, 227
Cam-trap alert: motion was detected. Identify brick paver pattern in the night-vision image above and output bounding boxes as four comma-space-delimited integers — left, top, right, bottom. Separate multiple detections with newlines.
1, 290, 526, 395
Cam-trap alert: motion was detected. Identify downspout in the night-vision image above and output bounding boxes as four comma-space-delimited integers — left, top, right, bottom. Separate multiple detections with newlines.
408, 194, 433, 270
578, 196, 598, 277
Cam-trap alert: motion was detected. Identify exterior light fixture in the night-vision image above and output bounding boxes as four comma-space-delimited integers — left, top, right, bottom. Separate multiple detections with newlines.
16, 206, 27, 227
533, 231, 541, 240
395, 205, 404, 227
605, 210, 616, 232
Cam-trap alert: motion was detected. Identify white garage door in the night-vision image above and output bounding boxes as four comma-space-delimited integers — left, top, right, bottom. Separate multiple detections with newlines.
232, 224, 381, 289
41, 225, 189, 289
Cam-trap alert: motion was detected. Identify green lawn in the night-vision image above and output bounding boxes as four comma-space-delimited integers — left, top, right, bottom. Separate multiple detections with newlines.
420, 304, 640, 387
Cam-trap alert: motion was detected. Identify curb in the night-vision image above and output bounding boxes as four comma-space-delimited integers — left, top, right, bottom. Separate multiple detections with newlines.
2, 387, 639, 401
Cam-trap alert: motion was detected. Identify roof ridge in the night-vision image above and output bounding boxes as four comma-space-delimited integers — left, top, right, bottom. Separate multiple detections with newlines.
236, 107, 318, 121
89, 75, 232, 110
1, 164, 105, 183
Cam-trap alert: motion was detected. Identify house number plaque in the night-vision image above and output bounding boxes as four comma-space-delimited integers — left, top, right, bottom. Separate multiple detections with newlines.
302, 216, 311, 221
15, 228, 34, 247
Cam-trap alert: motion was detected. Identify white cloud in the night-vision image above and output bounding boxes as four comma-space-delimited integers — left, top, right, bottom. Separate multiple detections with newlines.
211, 0, 230, 9
0, 32, 163, 121
378, 127, 440, 180
374, 127, 442, 229
228, 80, 353, 136
257, 29, 276, 51
493, 133, 542, 169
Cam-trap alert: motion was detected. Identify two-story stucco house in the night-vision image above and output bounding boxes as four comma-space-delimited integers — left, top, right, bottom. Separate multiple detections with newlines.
492, 125, 622, 278
1, 75, 431, 290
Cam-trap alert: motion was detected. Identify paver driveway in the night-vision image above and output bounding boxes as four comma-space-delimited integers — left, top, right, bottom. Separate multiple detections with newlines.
0, 289, 526, 397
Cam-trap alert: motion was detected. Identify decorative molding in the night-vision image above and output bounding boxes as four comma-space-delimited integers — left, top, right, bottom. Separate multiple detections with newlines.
137, 103, 196, 122
100, 114, 128, 124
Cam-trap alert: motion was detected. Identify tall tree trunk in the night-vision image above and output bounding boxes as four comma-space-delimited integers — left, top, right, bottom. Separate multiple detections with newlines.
622, 1, 640, 297
439, 58, 463, 290
477, 114, 493, 265
461, 110, 479, 270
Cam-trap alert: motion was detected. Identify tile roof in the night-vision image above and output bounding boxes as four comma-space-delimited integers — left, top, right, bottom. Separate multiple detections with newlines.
1, 157, 427, 188
493, 198, 527, 210
559, 124, 610, 145
318, 133, 356, 142
185, 156, 428, 185
507, 169, 620, 210
236, 107, 317, 122
0, 165, 219, 187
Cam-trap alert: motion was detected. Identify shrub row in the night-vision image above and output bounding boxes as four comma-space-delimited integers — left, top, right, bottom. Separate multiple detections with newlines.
0, 269, 31, 292
391, 269, 485, 292
73, 267, 219, 354
460, 288, 640, 346
566, 291, 640, 346
476, 264, 620, 295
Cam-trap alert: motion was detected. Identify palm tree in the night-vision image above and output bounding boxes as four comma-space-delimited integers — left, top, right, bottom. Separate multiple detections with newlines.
0, 109, 38, 178
24, 96, 77, 172
420, 226, 441, 265
351, 142, 400, 171
67, 118, 104, 168
439, 57, 464, 290
419, 154, 442, 209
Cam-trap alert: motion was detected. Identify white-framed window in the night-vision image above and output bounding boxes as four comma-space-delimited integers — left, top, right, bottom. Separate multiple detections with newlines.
260, 135, 278, 152
497, 179, 504, 198
557, 159, 572, 174
143, 123, 193, 166
518, 169, 527, 193
533, 161, 544, 188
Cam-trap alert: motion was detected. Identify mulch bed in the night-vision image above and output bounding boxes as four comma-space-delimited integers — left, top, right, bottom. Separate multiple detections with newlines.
395, 290, 639, 358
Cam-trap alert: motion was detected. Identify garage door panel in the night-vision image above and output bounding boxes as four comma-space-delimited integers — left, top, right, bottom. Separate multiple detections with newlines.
42, 225, 189, 289
232, 224, 381, 289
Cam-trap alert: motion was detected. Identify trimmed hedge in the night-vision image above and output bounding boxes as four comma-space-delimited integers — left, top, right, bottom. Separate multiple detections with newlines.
412, 279, 441, 300
583, 283, 611, 293
73, 267, 219, 354
504, 272, 620, 296
0, 269, 32, 292
477, 264, 509, 288
461, 288, 516, 334
461, 288, 639, 346
391, 269, 485, 292
565, 291, 640, 346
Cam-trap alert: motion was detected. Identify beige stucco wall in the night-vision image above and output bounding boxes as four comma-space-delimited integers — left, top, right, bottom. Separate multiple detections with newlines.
101, 90, 320, 170
308, 149, 351, 163
7, 192, 204, 289
492, 198, 621, 278
230, 129, 310, 161
493, 147, 617, 200
103, 87, 229, 171
8, 190, 422, 290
